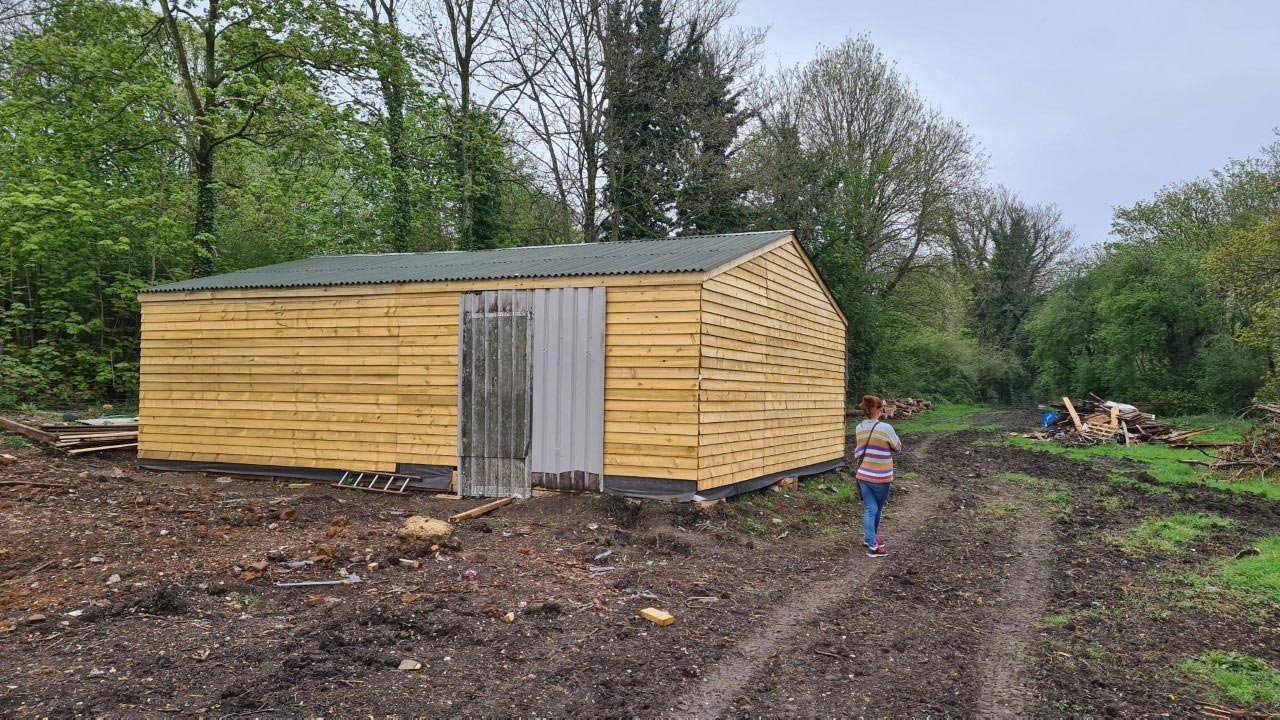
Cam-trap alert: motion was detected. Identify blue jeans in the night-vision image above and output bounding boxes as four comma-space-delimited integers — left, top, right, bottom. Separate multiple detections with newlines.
858, 481, 891, 548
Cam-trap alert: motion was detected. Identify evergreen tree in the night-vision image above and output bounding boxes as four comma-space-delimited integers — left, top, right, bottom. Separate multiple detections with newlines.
602, 0, 680, 241
603, 0, 750, 240
672, 35, 749, 235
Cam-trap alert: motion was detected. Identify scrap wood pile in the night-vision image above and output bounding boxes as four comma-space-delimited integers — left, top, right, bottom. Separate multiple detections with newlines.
1210, 404, 1280, 475
846, 397, 933, 420
0, 416, 138, 455
1025, 395, 1209, 447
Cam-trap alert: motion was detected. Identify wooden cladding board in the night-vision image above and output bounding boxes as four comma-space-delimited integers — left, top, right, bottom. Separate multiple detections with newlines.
697, 240, 846, 490
138, 275, 703, 481
603, 284, 701, 481
139, 293, 404, 471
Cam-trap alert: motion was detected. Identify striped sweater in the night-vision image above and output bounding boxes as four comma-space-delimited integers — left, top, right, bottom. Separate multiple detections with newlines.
854, 419, 902, 483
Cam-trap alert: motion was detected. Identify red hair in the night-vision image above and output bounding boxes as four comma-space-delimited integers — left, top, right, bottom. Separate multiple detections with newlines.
859, 395, 883, 416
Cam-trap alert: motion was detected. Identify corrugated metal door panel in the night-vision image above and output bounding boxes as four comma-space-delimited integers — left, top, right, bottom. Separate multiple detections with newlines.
530, 287, 605, 491
457, 290, 532, 498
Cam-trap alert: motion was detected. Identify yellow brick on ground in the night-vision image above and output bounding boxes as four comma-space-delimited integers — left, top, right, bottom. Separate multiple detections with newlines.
640, 607, 675, 626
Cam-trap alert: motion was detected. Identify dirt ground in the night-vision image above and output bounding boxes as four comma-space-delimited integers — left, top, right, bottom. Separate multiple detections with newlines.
2, 411, 1279, 719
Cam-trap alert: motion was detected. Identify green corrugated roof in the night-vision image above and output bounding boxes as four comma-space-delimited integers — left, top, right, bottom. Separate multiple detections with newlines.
141, 230, 794, 293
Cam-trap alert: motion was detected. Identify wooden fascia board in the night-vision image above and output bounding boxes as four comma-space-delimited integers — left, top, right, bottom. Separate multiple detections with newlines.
138, 271, 707, 304
702, 234, 850, 328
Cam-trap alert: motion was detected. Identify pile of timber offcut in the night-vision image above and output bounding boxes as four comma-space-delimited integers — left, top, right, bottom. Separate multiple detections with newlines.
44, 421, 139, 454
846, 398, 933, 420
1211, 404, 1280, 475
0, 416, 139, 455
1025, 395, 1208, 447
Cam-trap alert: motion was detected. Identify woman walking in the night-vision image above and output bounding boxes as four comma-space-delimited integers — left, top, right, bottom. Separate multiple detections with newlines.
853, 395, 902, 558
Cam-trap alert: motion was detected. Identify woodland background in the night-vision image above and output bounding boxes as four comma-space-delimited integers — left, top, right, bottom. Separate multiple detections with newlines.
0, 0, 1277, 412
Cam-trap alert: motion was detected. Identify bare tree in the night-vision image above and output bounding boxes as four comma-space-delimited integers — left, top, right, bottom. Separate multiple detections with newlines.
417, 0, 528, 247
0, 0, 34, 36
951, 187, 1074, 291
489, 0, 609, 242
488, 0, 758, 243
791, 35, 986, 296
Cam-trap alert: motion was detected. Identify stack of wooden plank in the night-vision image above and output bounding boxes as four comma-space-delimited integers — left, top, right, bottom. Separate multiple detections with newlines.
39, 419, 138, 455
1026, 395, 1204, 447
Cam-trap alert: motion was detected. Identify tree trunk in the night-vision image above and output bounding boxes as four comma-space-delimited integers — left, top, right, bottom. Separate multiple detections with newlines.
194, 132, 216, 276
380, 71, 413, 253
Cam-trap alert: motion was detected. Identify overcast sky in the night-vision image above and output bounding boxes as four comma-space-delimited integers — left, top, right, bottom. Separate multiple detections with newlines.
732, 0, 1280, 246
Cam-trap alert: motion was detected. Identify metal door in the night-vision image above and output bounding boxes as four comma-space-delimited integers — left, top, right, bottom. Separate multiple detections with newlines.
458, 290, 532, 498
530, 287, 605, 491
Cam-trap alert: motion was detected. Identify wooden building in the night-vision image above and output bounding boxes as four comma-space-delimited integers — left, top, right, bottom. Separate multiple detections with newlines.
137, 231, 848, 499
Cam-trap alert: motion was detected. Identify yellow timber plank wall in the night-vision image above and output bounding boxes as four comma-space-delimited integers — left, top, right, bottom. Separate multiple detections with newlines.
697, 241, 847, 490
138, 276, 702, 481
139, 286, 404, 470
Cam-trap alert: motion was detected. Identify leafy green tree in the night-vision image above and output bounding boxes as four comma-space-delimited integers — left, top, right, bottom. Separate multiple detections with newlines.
1206, 219, 1280, 400
1029, 139, 1279, 412
154, 0, 343, 273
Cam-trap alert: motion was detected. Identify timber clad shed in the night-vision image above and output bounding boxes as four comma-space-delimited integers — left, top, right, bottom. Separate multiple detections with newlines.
137, 230, 848, 500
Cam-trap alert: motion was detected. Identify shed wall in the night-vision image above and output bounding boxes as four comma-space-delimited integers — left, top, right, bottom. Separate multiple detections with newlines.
138, 276, 701, 482
138, 289, 402, 469
697, 241, 846, 489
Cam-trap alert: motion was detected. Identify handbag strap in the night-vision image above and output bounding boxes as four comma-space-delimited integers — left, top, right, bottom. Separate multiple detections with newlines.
855, 420, 881, 472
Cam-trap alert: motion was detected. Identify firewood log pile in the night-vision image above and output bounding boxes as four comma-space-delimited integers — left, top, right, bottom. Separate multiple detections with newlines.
882, 398, 932, 419
845, 397, 933, 420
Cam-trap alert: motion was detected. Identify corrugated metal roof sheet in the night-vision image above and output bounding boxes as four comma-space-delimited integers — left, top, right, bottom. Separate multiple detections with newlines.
141, 230, 794, 293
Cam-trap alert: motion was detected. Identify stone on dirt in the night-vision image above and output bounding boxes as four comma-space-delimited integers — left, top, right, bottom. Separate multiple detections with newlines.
398, 659, 423, 671
396, 516, 459, 556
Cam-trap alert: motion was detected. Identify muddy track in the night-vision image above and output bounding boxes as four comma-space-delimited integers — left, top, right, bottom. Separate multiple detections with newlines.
973, 494, 1054, 718
671, 435, 947, 718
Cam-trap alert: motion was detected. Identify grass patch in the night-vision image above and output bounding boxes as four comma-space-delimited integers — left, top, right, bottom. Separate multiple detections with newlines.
1111, 513, 1235, 556
1045, 490, 1071, 506
1220, 535, 1280, 604
1163, 414, 1254, 443
1183, 651, 1280, 708
1006, 435, 1280, 501
857, 402, 989, 435
1044, 613, 1072, 629
802, 476, 858, 504
3, 435, 30, 450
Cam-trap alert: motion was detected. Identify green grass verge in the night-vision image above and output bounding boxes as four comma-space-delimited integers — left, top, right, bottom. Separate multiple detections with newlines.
1220, 535, 1280, 604
881, 402, 989, 435
1110, 513, 1235, 556
1006, 435, 1280, 501
1162, 414, 1255, 443
1182, 651, 1280, 708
